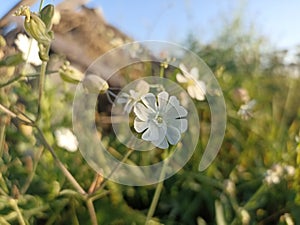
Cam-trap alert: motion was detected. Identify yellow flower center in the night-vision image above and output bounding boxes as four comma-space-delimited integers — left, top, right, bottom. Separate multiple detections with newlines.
187, 78, 196, 86
157, 116, 163, 123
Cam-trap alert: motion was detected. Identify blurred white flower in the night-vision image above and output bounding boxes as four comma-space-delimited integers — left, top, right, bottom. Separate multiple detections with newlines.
237, 99, 256, 120
233, 88, 250, 103
264, 164, 283, 185
128, 42, 143, 58
54, 128, 78, 152
284, 165, 295, 177
224, 179, 236, 197
241, 209, 250, 225
283, 213, 295, 225
264, 164, 295, 185
176, 63, 206, 101
134, 91, 188, 149
14, 33, 42, 66
52, 9, 61, 25
117, 80, 150, 113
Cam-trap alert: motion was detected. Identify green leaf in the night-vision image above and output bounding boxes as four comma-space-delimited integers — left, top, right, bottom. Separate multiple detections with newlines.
0, 53, 24, 67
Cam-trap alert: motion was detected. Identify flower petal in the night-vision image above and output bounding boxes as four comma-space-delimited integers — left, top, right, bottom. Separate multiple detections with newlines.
190, 67, 199, 79
141, 127, 152, 141
194, 81, 206, 100
179, 63, 188, 73
166, 126, 181, 145
116, 93, 129, 104
154, 138, 169, 149
124, 100, 134, 113
187, 85, 196, 99
157, 91, 169, 112
141, 93, 157, 111
149, 121, 166, 142
176, 74, 188, 83
136, 80, 150, 95
134, 118, 148, 133
134, 102, 151, 121
165, 96, 188, 118
179, 118, 188, 132
167, 118, 188, 133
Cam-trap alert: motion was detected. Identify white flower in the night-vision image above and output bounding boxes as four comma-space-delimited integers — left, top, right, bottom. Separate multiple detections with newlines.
237, 99, 256, 120
117, 80, 150, 113
14, 33, 42, 66
264, 164, 295, 185
54, 128, 78, 152
176, 63, 206, 101
284, 165, 295, 177
240, 209, 250, 225
133, 91, 188, 149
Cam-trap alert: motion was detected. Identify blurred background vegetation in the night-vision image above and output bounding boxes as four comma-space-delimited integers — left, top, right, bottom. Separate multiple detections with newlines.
0, 0, 300, 224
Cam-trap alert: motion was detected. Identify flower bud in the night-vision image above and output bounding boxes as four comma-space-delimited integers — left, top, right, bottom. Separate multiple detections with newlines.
59, 61, 84, 84
14, 6, 52, 45
17, 114, 33, 137
82, 74, 109, 94
40, 4, 55, 30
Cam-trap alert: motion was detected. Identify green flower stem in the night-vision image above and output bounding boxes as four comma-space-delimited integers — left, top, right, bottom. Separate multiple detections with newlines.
3, 211, 18, 222
39, 0, 45, 12
278, 78, 296, 147
36, 127, 86, 195
3, 204, 49, 224
89, 190, 110, 202
0, 70, 58, 88
0, 104, 86, 195
88, 149, 134, 200
0, 103, 18, 118
0, 186, 8, 196
0, 103, 33, 126
86, 198, 98, 225
230, 184, 268, 225
36, 61, 47, 122
9, 199, 26, 225
159, 65, 165, 78
145, 159, 168, 224
0, 122, 6, 157
0, 75, 23, 88
20, 147, 44, 194
0, 217, 10, 225
27, 70, 58, 77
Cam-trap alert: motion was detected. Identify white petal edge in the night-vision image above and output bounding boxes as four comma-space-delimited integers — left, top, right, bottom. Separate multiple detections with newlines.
166, 126, 181, 145
134, 118, 148, 133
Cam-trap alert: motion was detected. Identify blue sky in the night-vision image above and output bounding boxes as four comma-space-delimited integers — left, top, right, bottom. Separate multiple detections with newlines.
1, 0, 300, 50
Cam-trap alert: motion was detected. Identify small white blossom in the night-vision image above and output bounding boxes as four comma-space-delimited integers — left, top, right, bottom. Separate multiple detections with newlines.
240, 209, 250, 225
176, 63, 206, 101
117, 80, 150, 113
284, 165, 295, 177
237, 99, 256, 120
283, 213, 295, 225
264, 164, 295, 185
54, 128, 78, 152
14, 33, 42, 66
134, 91, 188, 149
224, 179, 236, 197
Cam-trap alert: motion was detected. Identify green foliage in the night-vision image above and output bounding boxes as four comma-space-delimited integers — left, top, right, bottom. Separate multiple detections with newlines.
0, 3, 300, 225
